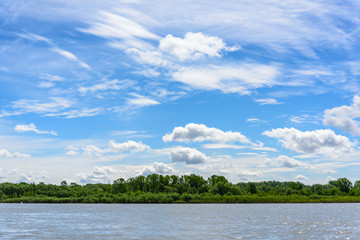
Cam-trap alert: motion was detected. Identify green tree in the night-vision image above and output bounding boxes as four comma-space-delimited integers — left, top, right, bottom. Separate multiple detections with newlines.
330, 178, 352, 194
247, 182, 257, 194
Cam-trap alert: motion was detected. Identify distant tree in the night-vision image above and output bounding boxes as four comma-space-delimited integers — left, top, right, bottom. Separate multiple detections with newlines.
208, 175, 228, 186
61, 181, 68, 187
329, 178, 352, 194
113, 178, 127, 194
247, 182, 257, 194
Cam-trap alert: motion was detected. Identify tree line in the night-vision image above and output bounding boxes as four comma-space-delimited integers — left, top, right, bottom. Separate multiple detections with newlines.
0, 174, 359, 203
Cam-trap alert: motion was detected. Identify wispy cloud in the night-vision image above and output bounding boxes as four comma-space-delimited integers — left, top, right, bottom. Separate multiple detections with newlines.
15, 123, 57, 136
255, 98, 283, 105
126, 93, 160, 107
172, 64, 279, 94
11, 97, 72, 115
78, 79, 135, 95
51, 47, 91, 70
46, 108, 103, 119
17, 32, 52, 44
79, 10, 159, 50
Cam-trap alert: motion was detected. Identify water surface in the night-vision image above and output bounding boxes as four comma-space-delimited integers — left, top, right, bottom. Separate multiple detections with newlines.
1, 203, 359, 239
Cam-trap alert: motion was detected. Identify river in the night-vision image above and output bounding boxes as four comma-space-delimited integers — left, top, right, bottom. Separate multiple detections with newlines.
1, 203, 359, 239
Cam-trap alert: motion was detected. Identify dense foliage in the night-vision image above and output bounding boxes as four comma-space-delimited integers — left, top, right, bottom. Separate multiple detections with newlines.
0, 174, 359, 203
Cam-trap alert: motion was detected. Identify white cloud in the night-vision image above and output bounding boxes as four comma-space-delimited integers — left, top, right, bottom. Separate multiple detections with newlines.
108, 140, 150, 153
78, 166, 116, 184
15, 123, 57, 136
40, 74, 64, 82
12, 97, 72, 115
66, 150, 78, 156
295, 175, 309, 180
52, 47, 91, 70
163, 123, 251, 144
202, 143, 277, 152
79, 10, 159, 49
323, 95, 360, 136
263, 127, 354, 157
46, 108, 102, 119
170, 146, 207, 164
159, 32, 237, 61
326, 176, 336, 182
38, 81, 55, 88
126, 48, 170, 66
271, 155, 310, 169
238, 171, 262, 178
79, 79, 134, 95
255, 98, 283, 105
82, 140, 150, 157
290, 114, 320, 125
141, 162, 176, 176
0, 149, 30, 158
133, 68, 160, 78
126, 93, 160, 107
17, 32, 52, 44
38, 74, 64, 88
82, 144, 107, 157
172, 64, 279, 94
2, 169, 48, 183
247, 118, 260, 123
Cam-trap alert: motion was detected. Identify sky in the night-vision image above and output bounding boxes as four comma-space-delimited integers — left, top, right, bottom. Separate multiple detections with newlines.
1, 0, 360, 185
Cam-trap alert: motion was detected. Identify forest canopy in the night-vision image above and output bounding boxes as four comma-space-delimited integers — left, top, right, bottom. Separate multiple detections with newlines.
0, 174, 359, 203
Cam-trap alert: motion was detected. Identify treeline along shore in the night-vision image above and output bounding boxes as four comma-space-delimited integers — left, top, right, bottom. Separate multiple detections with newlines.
1, 174, 360, 203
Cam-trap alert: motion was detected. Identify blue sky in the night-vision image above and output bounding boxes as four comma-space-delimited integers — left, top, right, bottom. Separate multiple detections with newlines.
1, 0, 360, 184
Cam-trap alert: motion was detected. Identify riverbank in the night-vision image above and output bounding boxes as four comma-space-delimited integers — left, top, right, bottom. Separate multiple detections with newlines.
2, 193, 360, 204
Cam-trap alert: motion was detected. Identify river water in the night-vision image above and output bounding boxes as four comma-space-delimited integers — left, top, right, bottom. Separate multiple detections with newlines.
0, 203, 359, 239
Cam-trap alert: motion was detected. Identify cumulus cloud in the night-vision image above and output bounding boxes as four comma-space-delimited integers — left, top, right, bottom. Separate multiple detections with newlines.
323, 95, 360, 136
0, 149, 31, 158
159, 32, 238, 61
271, 155, 310, 169
141, 162, 176, 176
78, 166, 116, 184
15, 123, 57, 136
170, 146, 207, 164
172, 64, 279, 94
263, 127, 353, 157
82, 144, 107, 157
163, 123, 251, 144
108, 140, 150, 153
